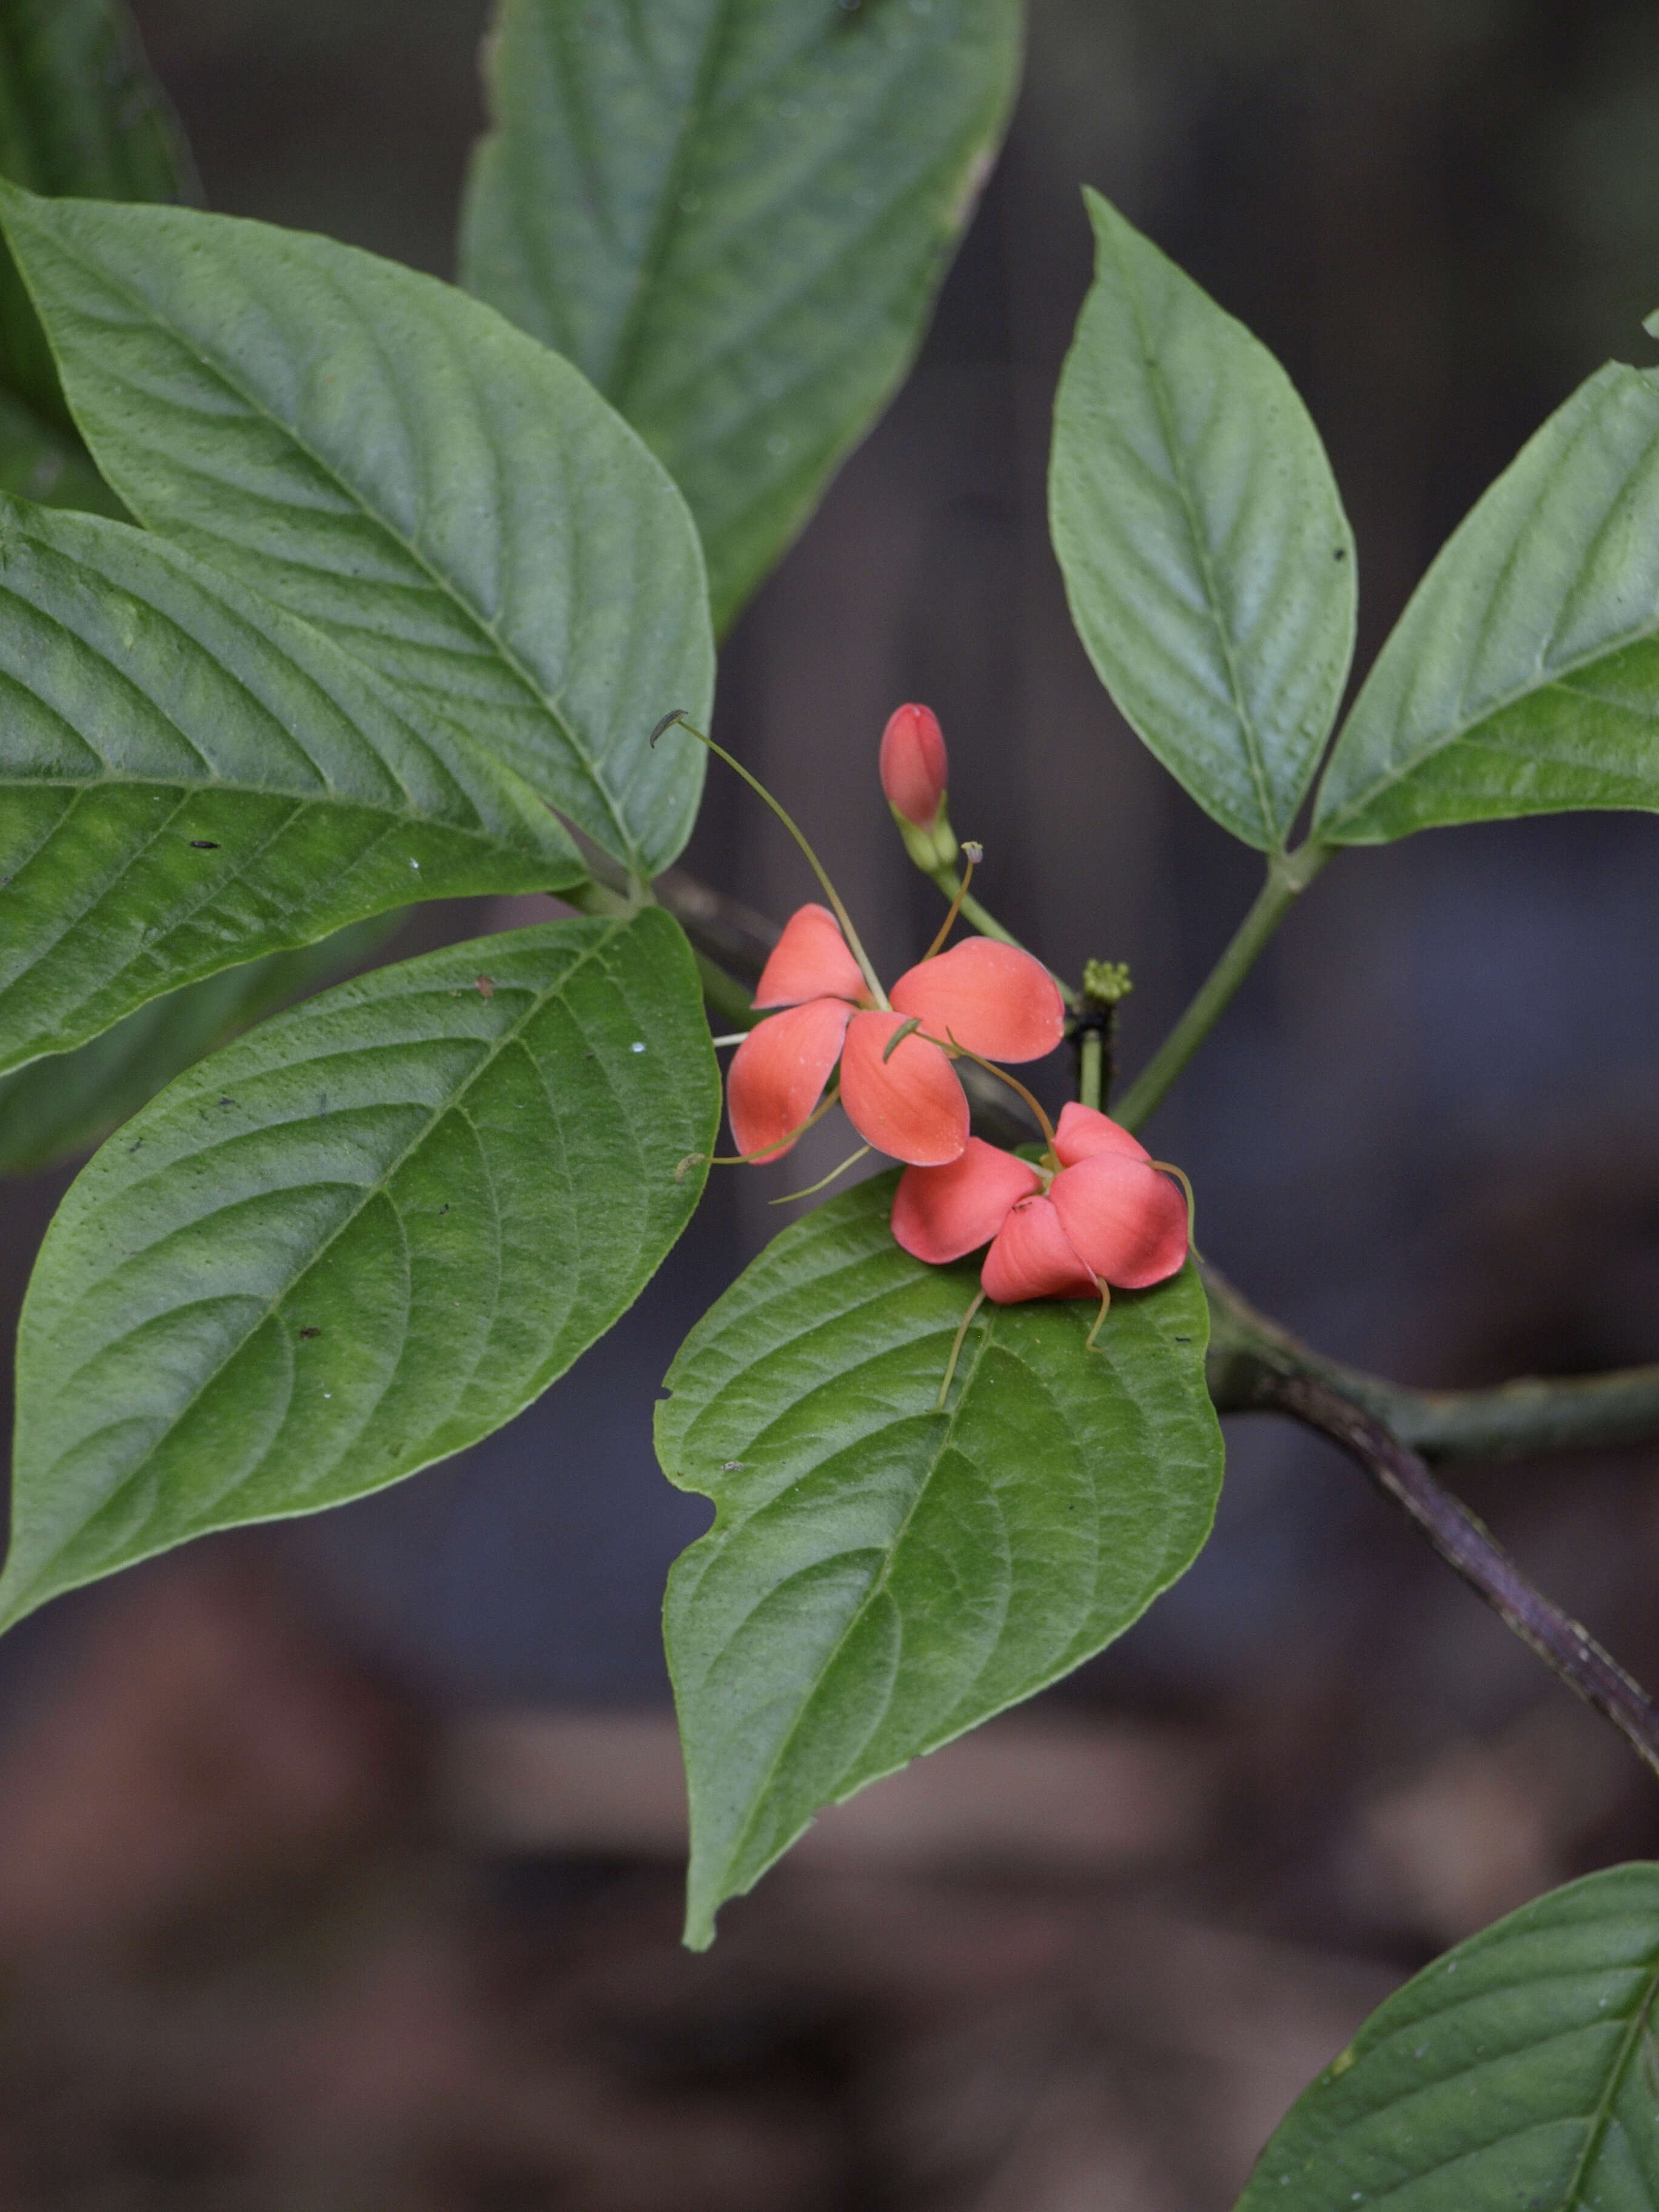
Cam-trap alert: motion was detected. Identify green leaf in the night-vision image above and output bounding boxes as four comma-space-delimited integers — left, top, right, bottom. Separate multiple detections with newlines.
3, 908, 718, 1629
460, 0, 1024, 631
1315, 361, 1659, 843
0, 0, 196, 435
0, 916, 395, 1176
1050, 190, 1356, 851
0, 495, 584, 1077
657, 1171, 1222, 1947
0, 186, 714, 879
1236, 1861, 1659, 2211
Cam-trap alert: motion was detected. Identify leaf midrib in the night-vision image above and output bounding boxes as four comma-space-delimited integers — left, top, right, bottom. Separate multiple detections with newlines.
9, 923, 626, 1612
25, 206, 642, 871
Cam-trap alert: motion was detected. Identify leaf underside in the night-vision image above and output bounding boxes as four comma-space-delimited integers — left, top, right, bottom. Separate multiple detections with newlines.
0, 184, 714, 877
1050, 189, 1355, 851
461, 0, 1024, 631
1316, 360, 1659, 842
0, 914, 396, 1176
0, 496, 581, 1078
1236, 1861, 1659, 2211
4, 909, 720, 1630
657, 1172, 1222, 1947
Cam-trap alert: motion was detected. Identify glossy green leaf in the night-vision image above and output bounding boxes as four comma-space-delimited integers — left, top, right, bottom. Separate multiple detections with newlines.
0, 495, 583, 1078
0, 0, 195, 435
3, 909, 718, 1630
461, 0, 1023, 631
0, 916, 395, 1176
1051, 190, 1356, 851
657, 1171, 1221, 1947
1315, 360, 1659, 842
0, 185, 713, 878
1237, 1861, 1659, 2211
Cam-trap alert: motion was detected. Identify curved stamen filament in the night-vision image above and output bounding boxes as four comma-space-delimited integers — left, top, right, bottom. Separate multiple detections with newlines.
1147, 1159, 1198, 1250
769, 1145, 873, 1204
1085, 1278, 1112, 1351
703, 1085, 843, 1167
920, 844, 979, 963
652, 711, 889, 1010
936, 1289, 988, 1411
923, 1029, 1058, 1152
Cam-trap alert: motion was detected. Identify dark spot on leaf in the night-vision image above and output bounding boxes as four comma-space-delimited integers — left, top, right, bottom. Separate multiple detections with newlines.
476, 974, 496, 999
440, 1204, 450, 1215
1333, 547, 1347, 561
298, 1326, 320, 1340
220, 1097, 235, 1108
189, 839, 221, 849
1174, 1336, 1191, 1343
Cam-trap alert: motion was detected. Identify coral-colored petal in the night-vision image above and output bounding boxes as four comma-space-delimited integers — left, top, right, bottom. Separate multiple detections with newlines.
752, 903, 866, 1009
1053, 1102, 1150, 1168
891, 1139, 1044, 1265
1048, 1152, 1188, 1289
981, 1195, 1097, 1303
890, 939, 1065, 1064
839, 1011, 970, 1166
726, 998, 851, 1160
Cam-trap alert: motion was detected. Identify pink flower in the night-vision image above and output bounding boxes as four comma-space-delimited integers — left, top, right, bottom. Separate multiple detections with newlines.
725, 903, 1064, 1167
891, 1104, 1189, 1302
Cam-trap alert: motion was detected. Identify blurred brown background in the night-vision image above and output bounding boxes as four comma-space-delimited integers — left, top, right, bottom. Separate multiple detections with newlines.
1, 0, 1659, 2203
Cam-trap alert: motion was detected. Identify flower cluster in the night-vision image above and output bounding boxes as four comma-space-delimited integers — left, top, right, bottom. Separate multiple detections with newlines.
720, 703, 1191, 1318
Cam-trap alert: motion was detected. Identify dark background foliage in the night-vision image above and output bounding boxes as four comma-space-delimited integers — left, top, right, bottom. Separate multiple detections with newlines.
1, 2, 1657, 2203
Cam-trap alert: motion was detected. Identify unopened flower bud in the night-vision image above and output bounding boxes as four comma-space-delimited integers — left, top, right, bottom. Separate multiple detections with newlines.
879, 703, 958, 871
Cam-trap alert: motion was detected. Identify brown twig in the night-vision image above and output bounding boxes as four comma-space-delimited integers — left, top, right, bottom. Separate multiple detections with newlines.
1239, 1365, 1659, 1781
1204, 1264, 1659, 1465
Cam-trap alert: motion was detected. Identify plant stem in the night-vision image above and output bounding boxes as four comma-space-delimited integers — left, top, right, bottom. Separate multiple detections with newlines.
563, 876, 639, 920
695, 953, 757, 1030
1244, 1366, 1659, 1784
1204, 1264, 1659, 1464
1078, 1027, 1103, 1113
1114, 841, 1332, 1133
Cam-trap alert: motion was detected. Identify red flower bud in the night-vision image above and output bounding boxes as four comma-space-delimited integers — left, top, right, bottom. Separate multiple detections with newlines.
879, 703, 948, 828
